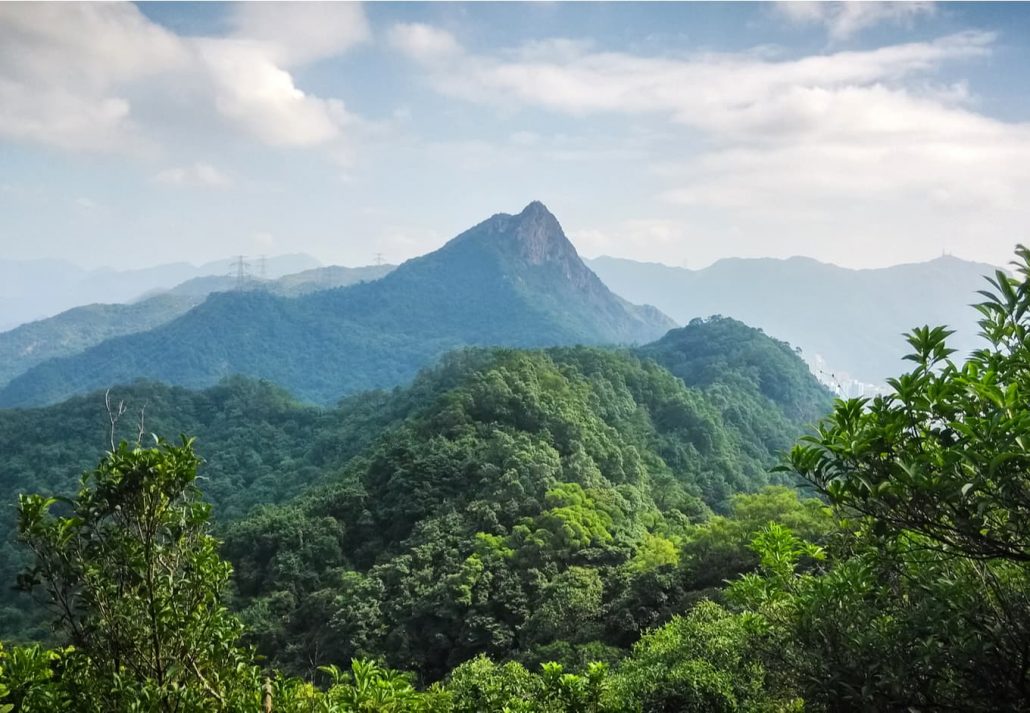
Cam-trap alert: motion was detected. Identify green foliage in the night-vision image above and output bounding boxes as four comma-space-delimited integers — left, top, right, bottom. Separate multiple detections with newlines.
0, 376, 378, 639
640, 317, 832, 502
610, 601, 801, 713
9, 439, 264, 711
745, 245, 1030, 710
222, 346, 821, 680
315, 659, 445, 712
642, 316, 832, 425
444, 656, 613, 713
789, 244, 1030, 561
0, 301, 839, 709
8, 247, 1030, 712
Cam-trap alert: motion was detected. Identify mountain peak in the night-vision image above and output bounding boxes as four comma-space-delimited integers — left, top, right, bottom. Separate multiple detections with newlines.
443, 201, 573, 269
509, 201, 569, 266
518, 200, 553, 218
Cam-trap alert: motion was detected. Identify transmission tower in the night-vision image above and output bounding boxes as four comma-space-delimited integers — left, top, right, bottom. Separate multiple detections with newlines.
258, 254, 268, 280
231, 255, 251, 289
374, 252, 384, 266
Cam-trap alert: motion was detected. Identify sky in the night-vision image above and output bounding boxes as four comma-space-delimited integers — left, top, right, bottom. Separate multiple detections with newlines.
1, 1, 1029, 271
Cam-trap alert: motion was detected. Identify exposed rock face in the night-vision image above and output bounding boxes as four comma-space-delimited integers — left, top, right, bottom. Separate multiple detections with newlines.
446, 200, 603, 292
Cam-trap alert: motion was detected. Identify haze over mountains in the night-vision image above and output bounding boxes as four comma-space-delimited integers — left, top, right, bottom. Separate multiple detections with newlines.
589, 254, 998, 387
0, 264, 394, 389
0, 202, 672, 407
0, 254, 321, 331
0, 201, 1006, 406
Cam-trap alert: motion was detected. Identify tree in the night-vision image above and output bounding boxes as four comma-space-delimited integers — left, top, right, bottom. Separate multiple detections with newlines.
610, 600, 800, 712
767, 245, 1030, 709
14, 438, 259, 711
788, 245, 1030, 562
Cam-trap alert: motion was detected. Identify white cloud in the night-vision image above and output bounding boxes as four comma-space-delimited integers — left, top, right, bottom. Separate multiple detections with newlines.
229, 2, 370, 66
0, 3, 187, 152
0, 2, 368, 153
252, 232, 275, 249
387, 23, 462, 63
776, 2, 937, 41
391, 25, 1030, 267
197, 39, 352, 148
154, 162, 232, 188
396, 29, 991, 136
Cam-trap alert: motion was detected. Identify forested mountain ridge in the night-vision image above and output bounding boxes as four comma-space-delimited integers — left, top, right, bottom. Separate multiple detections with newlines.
0, 253, 320, 331
589, 253, 998, 385
0, 294, 202, 389
0, 264, 395, 390
222, 336, 829, 679
6, 249, 1030, 710
0, 318, 829, 646
0, 203, 673, 407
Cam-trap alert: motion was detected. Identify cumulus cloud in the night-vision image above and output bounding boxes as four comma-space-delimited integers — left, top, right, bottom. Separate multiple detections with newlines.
776, 2, 937, 41
391, 23, 1030, 267
154, 162, 232, 188
0, 3, 186, 151
387, 23, 462, 63
197, 39, 352, 148
228, 2, 370, 66
0, 2, 367, 153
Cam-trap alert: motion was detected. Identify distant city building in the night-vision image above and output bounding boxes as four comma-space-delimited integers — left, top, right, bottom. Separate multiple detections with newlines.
804, 352, 891, 399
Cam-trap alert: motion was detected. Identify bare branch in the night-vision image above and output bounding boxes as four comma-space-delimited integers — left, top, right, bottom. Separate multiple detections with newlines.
105, 389, 128, 451
137, 401, 148, 446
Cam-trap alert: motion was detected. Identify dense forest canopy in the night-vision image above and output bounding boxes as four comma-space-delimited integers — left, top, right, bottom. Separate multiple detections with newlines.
222, 343, 826, 680
3, 249, 1029, 711
0, 318, 828, 646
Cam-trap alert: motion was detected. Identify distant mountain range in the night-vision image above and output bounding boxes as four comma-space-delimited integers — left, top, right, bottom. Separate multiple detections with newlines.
0, 203, 672, 407
2, 205, 1003, 406
588, 254, 1000, 386
0, 254, 321, 330
0, 264, 394, 389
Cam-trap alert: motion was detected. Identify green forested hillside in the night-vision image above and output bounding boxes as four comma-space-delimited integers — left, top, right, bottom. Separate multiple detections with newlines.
0, 378, 321, 639
0, 294, 201, 388
221, 344, 827, 680
0, 264, 394, 390
641, 317, 833, 462
0, 319, 827, 644
3, 251, 1029, 711
0, 203, 673, 408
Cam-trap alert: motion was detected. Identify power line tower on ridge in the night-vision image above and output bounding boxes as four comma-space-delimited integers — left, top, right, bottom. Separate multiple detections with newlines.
231, 255, 251, 290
